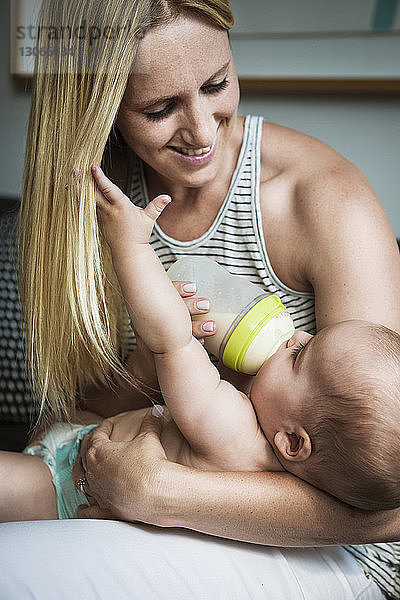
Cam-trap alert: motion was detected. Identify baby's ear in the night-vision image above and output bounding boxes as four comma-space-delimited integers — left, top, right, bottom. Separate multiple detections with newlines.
273, 429, 312, 463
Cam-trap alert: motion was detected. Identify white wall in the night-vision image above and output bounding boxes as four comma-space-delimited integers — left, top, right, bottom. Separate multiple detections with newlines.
1, 0, 400, 234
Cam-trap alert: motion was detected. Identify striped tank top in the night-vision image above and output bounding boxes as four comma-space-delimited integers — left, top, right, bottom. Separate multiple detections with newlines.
128, 115, 316, 335
127, 114, 400, 599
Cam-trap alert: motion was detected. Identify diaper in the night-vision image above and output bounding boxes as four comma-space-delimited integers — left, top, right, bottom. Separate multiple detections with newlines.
24, 422, 97, 519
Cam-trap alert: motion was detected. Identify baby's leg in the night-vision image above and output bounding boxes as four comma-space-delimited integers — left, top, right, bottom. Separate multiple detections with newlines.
0, 451, 58, 522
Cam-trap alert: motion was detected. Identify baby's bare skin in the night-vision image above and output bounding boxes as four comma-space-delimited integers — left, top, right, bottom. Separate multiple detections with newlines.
79, 406, 278, 472
76, 408, 218, 471
72, 408, 151, 442
110, 408, 187, 464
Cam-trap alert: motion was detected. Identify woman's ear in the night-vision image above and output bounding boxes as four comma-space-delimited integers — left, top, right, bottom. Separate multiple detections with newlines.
273, 429, 312, 462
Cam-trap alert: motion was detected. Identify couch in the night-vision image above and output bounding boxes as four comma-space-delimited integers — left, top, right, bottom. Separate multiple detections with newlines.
0, 206, 37, 451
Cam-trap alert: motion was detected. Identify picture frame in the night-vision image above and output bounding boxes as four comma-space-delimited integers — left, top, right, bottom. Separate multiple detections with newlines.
10, 0, 42, 77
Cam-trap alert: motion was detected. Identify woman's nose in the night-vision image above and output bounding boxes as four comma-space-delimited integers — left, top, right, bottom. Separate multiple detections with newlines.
180, 101, 216, 148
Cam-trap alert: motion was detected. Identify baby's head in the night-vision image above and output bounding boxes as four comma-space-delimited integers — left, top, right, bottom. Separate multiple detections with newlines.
251, 320, 400, 510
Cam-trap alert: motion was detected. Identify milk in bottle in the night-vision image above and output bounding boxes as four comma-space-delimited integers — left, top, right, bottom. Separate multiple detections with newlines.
167, 257, 294, 374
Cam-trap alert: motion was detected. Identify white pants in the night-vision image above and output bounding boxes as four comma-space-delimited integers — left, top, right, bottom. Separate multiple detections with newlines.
0, 520, 384, 600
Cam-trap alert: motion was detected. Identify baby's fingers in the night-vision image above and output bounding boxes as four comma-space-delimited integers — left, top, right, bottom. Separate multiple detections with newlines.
91, 165, 127, 206
143, 194, 172, 222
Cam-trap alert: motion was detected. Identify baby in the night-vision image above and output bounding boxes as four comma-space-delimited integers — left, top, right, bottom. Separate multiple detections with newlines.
1, 166, 400, 522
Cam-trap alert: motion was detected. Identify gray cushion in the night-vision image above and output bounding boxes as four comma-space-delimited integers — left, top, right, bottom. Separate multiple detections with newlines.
0, 210, 37, 424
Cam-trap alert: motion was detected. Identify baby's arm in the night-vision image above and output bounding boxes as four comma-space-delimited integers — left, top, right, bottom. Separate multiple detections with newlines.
94, 167, 273, 470
93, 167, 191, 354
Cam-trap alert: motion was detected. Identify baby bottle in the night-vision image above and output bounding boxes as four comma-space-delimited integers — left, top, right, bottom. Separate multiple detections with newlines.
167, 257, 295, 374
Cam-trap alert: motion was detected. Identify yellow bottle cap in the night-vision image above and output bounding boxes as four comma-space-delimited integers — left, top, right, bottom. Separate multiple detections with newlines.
222, 295, 288, 372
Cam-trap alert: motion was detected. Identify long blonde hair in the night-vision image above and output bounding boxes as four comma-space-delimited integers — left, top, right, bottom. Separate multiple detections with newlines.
18, 0, 234, 422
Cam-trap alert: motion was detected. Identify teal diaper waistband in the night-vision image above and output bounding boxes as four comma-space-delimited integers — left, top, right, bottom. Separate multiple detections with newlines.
55, 424, 97, 519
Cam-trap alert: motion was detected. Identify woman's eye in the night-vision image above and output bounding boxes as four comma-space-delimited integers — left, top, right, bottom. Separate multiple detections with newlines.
202, 78, 229, 95
144, 103, 174, 122
143, 78, 229, 121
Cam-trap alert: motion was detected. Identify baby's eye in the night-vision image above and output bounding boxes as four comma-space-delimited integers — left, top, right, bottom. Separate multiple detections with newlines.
290, 341, 305, 362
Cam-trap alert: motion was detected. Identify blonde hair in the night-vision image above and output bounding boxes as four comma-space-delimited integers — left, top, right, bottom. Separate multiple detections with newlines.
303, 324, 400, 510
18, 0, 234, 422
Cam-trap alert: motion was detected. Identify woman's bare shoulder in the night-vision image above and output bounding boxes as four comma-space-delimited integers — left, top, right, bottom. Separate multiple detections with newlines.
260, 120, 380, 225
261, 121, 353, 179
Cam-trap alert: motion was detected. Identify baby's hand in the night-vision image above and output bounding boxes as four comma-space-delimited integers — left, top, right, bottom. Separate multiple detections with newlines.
92, 165, 171, 251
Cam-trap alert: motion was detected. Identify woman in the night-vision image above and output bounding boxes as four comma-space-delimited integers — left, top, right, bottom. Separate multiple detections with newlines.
11, 0, 400, 598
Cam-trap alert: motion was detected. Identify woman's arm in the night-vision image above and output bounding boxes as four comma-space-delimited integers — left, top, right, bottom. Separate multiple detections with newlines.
159, 467, 400, 547
303, 164, 400, 332
75, 412, 400, 545
260, 123, 400, 333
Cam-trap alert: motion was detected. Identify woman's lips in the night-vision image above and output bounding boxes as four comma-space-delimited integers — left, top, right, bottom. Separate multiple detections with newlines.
167, 138, 217, 165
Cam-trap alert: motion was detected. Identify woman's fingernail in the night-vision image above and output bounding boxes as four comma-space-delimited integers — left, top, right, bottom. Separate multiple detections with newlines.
152, 404, 164, 418
183, 283, 196, 293
196, 300, 210, 310
199, 338, 205, 345
202, 321, 215, 332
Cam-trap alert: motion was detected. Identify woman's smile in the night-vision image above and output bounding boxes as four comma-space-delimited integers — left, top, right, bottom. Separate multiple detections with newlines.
166, 131, 218, 166
169, 144, 212, 157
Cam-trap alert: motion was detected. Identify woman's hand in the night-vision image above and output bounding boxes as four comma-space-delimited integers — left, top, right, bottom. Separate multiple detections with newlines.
72, 408, 180, 523
171, 280, 216, 342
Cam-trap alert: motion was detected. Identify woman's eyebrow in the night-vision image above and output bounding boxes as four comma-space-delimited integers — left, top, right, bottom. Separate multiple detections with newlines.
132, 60, 231, 110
